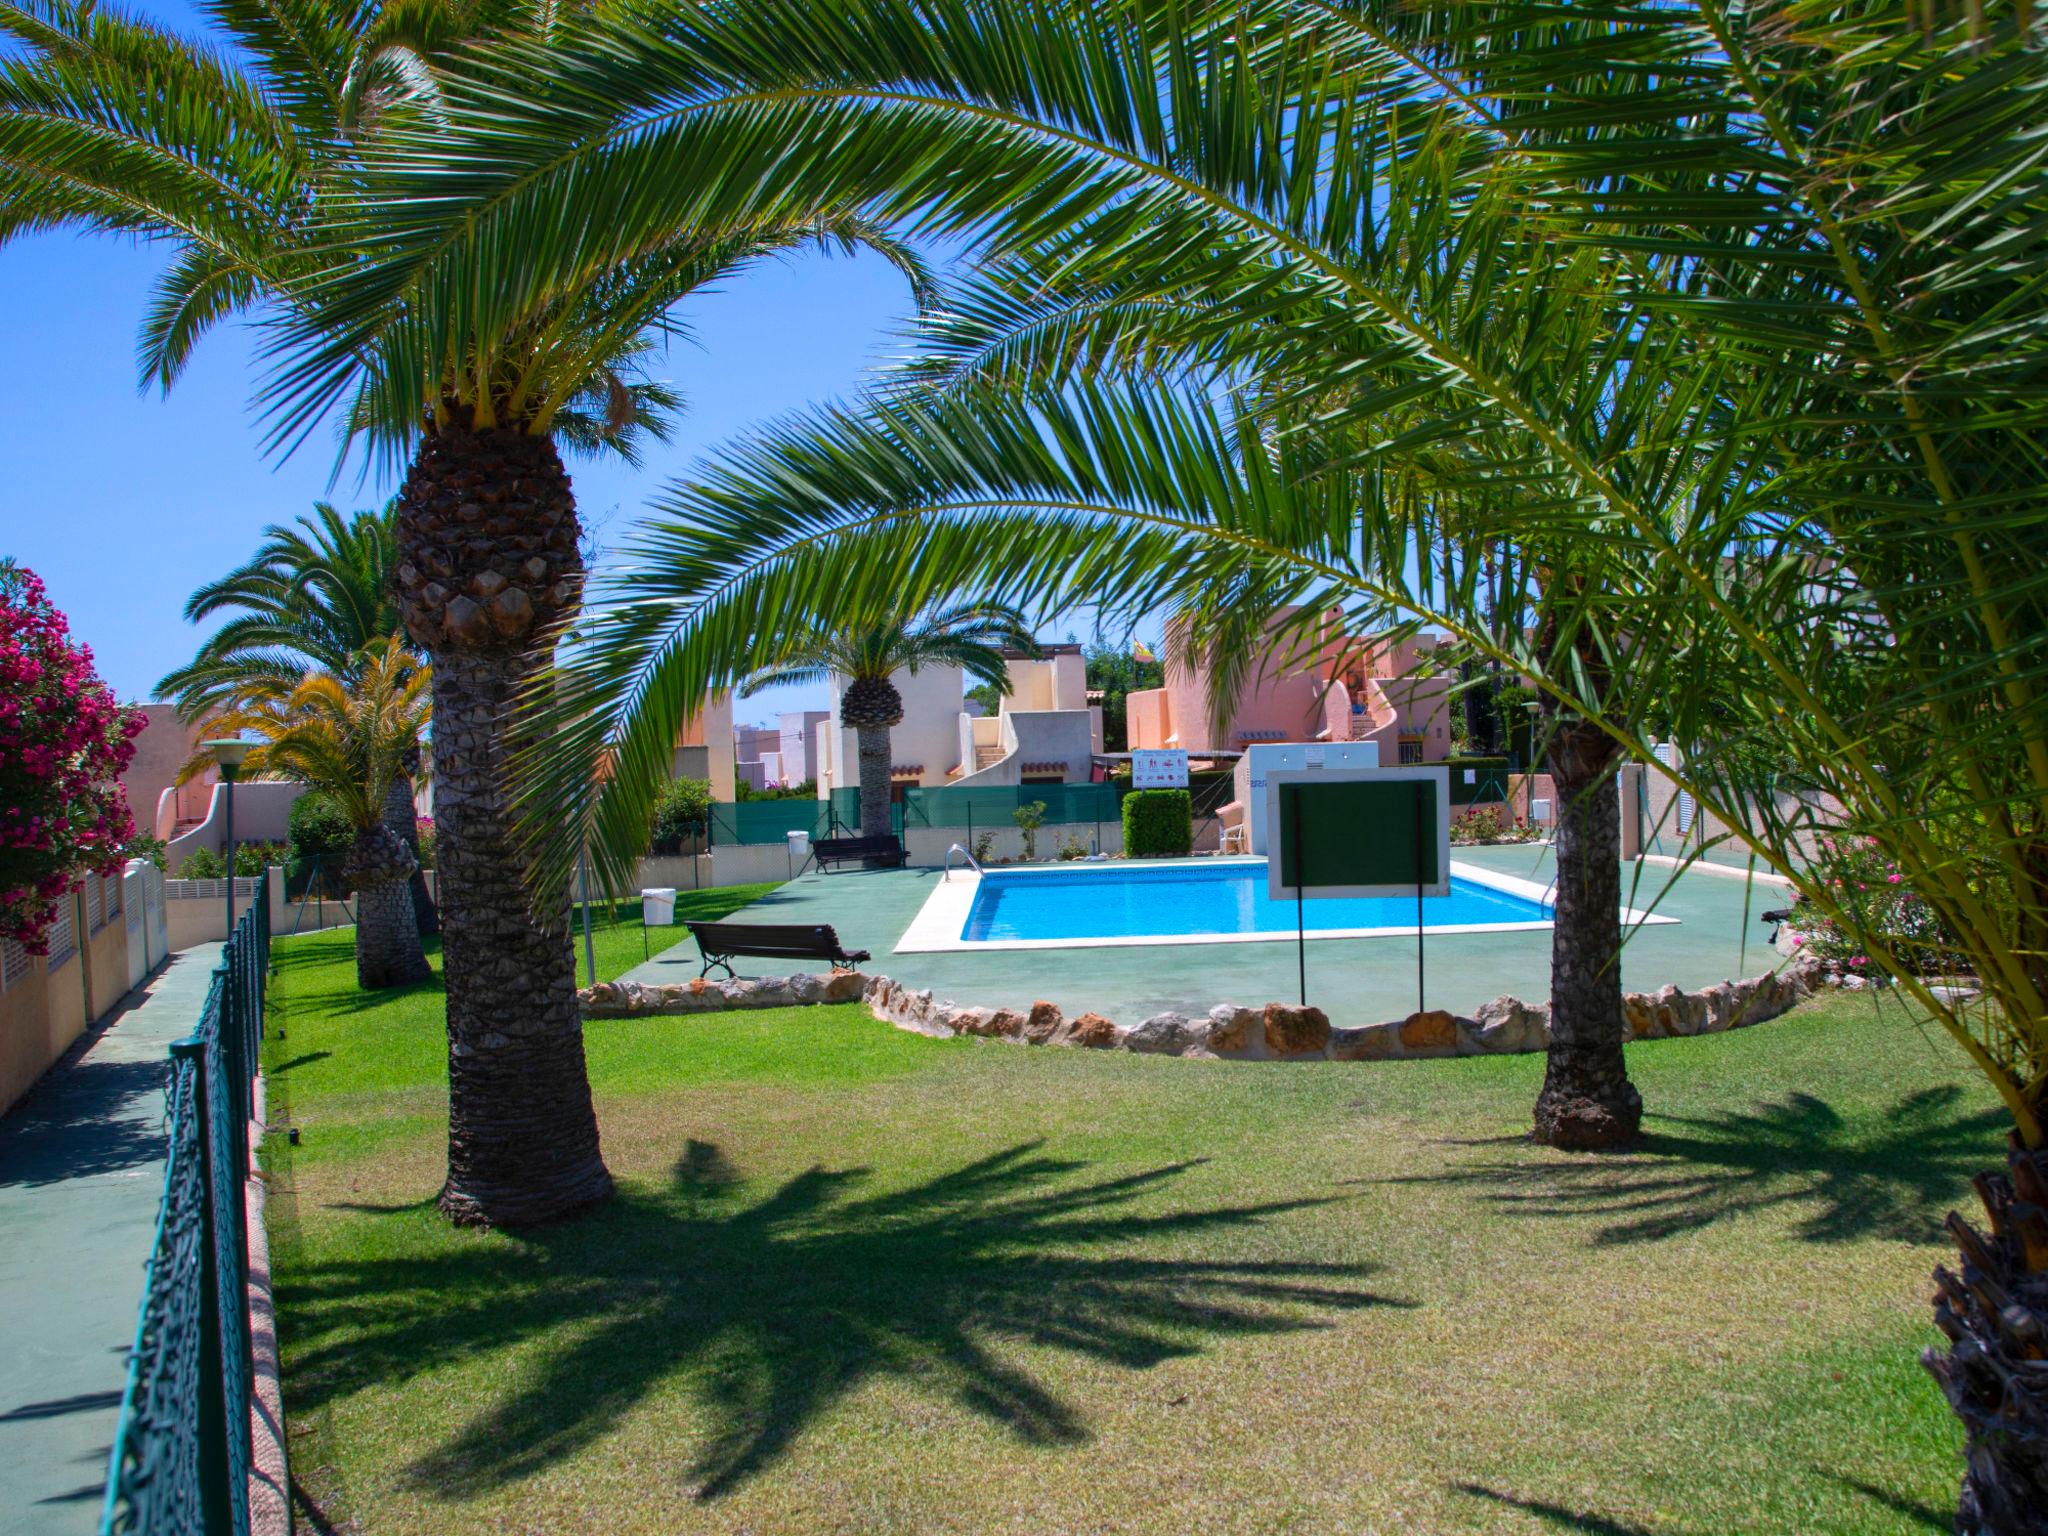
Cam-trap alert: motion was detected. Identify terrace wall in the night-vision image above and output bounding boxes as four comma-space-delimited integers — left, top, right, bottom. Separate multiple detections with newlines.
0, 877, 146, 1117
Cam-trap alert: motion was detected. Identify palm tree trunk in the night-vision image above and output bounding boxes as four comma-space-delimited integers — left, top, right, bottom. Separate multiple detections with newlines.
1927, 1137, 2048, 1534
393, 411, 612, 1227
856, 724, 893, 839
383, 775, 439, 937
344, 824, 430, 990
354, 874, 429, 989
1531, 716, 1642, 1149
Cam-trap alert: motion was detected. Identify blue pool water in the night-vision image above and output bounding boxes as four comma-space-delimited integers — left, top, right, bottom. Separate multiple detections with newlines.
962, 861, 1552, 944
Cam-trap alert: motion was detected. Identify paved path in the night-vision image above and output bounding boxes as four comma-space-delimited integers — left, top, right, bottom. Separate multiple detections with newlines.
0, 947, 220, 1535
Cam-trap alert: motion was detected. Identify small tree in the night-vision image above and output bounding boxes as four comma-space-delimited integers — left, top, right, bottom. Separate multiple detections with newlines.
204, 638, 433, 989
1011, 799, 1048, 861
0, 566, 139, 953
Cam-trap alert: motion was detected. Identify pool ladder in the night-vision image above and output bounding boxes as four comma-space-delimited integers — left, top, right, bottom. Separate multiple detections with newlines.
945, 843, 984, 881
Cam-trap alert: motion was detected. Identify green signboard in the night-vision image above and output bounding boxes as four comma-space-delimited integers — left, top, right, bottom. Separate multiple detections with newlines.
1264, 768, 1451, 899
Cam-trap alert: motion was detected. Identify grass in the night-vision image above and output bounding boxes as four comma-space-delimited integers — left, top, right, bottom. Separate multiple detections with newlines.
261, 916, 1997, 1536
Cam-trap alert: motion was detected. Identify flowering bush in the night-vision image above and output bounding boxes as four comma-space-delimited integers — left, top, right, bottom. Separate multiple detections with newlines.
1796, 834, 1958, 977
0, 566, 140, 952
1450, 804, 1540, 844
414, 816, 436, 870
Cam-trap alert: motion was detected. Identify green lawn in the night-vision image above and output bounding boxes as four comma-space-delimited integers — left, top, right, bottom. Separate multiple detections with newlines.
262, 912, 1993, 1535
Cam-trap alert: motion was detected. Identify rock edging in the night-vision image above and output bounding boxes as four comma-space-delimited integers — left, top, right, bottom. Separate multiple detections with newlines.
580, 970, 869, 1017
860, 963, 1818, 1061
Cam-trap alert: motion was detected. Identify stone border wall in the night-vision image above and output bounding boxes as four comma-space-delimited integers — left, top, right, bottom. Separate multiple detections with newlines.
861, 963, 1818, 1061
577, 963, 1819, 1064
580, 970, 868, 1016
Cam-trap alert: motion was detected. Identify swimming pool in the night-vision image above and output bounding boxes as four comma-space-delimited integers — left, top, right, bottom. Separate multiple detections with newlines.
893, 857, 1618, 954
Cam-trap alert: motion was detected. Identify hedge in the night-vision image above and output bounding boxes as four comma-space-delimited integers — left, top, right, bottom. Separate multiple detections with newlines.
1122, 788, 1193, 857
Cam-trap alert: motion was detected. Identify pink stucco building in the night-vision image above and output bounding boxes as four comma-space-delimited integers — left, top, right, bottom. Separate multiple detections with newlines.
1126, 614, 1454, 763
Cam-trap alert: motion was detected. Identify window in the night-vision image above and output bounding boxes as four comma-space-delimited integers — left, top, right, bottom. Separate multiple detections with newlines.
1398, 739, 1425, 765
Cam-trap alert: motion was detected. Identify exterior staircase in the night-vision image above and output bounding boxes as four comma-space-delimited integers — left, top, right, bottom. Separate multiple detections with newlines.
974, 743, 1005, 772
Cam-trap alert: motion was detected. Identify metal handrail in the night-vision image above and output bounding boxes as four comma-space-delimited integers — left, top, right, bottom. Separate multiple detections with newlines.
945, 843, 985, 881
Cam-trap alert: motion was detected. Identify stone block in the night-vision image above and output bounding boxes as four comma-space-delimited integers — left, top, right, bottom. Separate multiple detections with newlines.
1264, 1003, 1331, 1057
1126, 1012, 1209, 1056
1024, 1001, 1066, 1044
1206, 1005, 1262, 1057
1330, 1022, 1399, 1060
1070, 1012, 1125, 1049
1397, 1009, 1458, 1054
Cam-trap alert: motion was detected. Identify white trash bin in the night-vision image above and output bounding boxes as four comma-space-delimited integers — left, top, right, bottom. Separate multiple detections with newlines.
641, 887, 678, 926
787, 829, 811, 868
1530, 798, 1552, 825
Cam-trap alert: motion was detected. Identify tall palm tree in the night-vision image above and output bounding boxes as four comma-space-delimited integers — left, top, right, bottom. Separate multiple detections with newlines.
2, 0, 935, 1226
744, 606, 1035, 838
159, 500, 441, 935
199, 637, 433, 988
380, 4, 2043, 1514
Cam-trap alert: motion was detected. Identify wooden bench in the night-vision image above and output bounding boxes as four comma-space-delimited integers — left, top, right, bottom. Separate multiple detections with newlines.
684, 920, 872, 979
807, 834, 910, 872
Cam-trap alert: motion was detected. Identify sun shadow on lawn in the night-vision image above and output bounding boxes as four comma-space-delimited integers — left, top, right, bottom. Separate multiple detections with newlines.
1394, 1087, 2003, 1247
280, 1141, 1405, 1502
1455, 1483, 1657, 1534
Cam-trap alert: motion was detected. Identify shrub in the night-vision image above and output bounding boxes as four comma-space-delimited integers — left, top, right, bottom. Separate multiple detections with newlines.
1792, 835, 1959, 977
1056, 833, 1089, 861
734, 777, 816, 801
414, 817, 435, 870
650, 777, 713, 855
971, 831, 996, 864
0, 565, 140, 952
176, 846, 226, 879
1123, 789, 1192, 857
287, 791, 355, 898
1012, 799, 1048, 861
234, 840, 287, 876
122, 831, 167, 870
1451, 804, 1538, 845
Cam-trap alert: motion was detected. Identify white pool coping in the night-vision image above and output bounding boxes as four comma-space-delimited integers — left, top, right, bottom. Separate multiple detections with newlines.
893, 856, 1679, 955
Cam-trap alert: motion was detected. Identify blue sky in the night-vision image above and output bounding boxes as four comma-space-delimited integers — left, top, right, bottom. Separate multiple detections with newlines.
0, 228, 922, 722
0, 0, 978, 723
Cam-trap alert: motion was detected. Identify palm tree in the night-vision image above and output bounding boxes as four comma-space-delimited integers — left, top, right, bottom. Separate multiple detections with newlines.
744, 606, 1035, 838
159, 501, 441, 935
200, 638, 433, 988
384, 5, 2043, 1513
2, 0, 935, 1226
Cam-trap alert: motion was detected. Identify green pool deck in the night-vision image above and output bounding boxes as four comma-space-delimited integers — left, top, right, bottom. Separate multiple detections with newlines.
623, 845, 1794, 1026
0, 946, 220, 1535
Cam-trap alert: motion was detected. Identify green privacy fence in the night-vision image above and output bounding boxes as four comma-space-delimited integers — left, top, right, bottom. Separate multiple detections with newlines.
900, 781, 1119, 830
1444, 758, 1510, 806
101, 875, 269, 1536
703, 785, 1122, 844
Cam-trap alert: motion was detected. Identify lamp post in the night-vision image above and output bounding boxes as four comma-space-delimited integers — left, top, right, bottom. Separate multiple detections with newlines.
1521, 700, 1543, 827
201, 738, 251, 939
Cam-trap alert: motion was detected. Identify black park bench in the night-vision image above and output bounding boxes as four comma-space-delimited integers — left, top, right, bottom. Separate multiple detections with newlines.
684, 920, 872, 979
807, 834, 910, 872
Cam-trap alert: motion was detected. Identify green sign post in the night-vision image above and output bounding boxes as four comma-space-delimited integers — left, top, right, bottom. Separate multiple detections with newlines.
1263, 767, 1451, 1007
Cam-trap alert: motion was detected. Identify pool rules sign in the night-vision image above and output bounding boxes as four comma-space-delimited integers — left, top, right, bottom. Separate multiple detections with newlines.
1131, 749, 1189, 789
1262, 765, 1451, 1009
1264, 766, 1452, 900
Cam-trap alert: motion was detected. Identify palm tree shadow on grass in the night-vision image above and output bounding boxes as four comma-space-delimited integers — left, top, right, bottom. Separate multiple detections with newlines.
1392, 1087, 2004, 1246
280, 1141, 1406, 1501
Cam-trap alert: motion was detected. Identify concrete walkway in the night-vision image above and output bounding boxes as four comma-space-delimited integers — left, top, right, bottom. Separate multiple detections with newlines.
622, 847, 1792, 1026
0, 946, 220, 1534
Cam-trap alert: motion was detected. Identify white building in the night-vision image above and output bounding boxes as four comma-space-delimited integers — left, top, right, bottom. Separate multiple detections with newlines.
810, 644, 1105, 802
